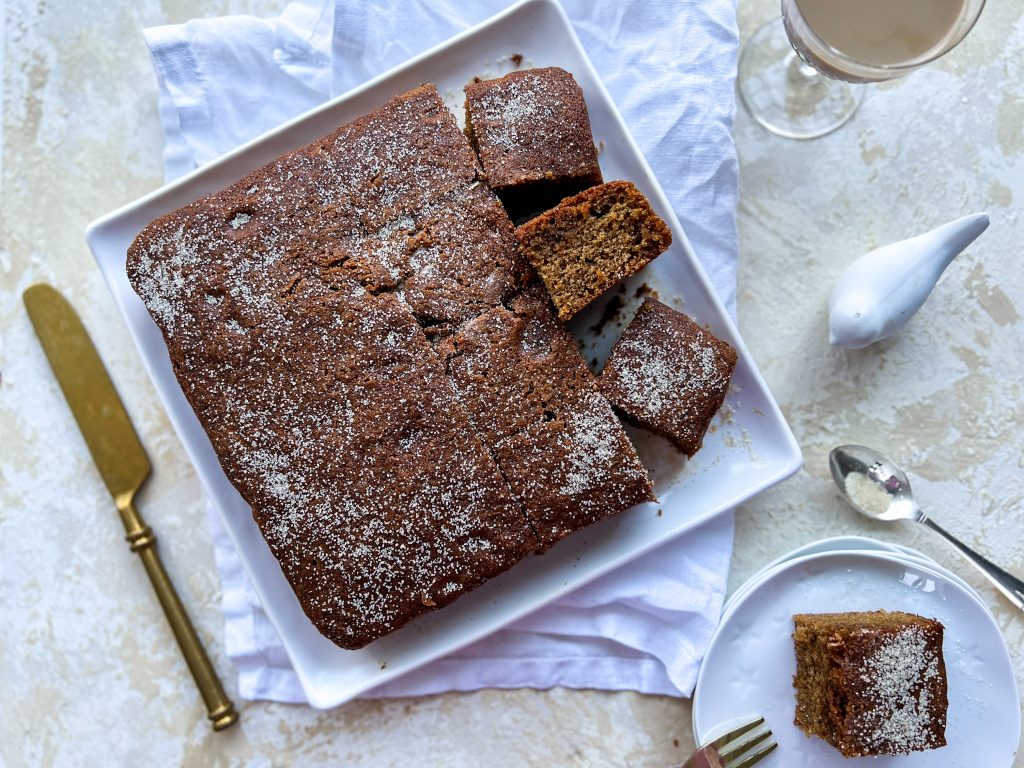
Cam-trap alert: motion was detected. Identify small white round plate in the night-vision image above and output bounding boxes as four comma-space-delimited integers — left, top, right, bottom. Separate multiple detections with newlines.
722, 536, 903, 614
694, 550, 1021, 768
883, 551, 983, 603
722, 537, 985, 619
723, 549, 985, 623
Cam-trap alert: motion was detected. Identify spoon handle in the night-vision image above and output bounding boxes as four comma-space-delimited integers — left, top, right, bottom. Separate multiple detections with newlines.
921, 517, 1024, 611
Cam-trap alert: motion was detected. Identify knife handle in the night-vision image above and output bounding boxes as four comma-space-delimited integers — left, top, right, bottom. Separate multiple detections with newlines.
119, 497, 239, 731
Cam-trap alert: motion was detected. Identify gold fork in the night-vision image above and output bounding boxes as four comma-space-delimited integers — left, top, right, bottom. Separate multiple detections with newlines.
682, 716, 777, 768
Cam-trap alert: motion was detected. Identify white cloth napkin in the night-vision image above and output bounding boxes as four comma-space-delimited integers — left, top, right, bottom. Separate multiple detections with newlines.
144, 0, 740, 703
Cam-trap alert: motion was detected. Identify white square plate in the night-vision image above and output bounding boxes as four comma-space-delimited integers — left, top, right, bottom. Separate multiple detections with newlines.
87, 0, 801, 708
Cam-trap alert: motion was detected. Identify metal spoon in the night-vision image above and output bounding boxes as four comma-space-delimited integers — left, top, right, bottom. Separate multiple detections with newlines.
829, 444, 1024, 611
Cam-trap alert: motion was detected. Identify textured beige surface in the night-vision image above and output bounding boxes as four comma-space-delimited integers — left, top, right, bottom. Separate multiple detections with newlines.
1, 0, 1021, 766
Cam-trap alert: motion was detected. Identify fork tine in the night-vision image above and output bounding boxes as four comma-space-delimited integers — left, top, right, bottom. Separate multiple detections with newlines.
705, 715, 765, 751
726, 741, 778, 768
718, 729, 772, 763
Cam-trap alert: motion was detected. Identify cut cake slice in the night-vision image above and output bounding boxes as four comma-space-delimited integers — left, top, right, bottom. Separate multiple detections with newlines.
515, 181, 671, 321
599, 298, 736, 457
464, 66, 602, 221
793, 610, 948, 757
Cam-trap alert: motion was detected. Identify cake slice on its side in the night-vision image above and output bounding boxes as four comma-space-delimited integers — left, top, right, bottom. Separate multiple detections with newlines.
793, 610, 948, 758
599, 298, 737, 457
439, 286, 655, 550
464, 66, 602, 221
515, 181, 672, 321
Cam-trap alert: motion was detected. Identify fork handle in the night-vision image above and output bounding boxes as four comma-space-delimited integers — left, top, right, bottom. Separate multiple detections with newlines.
684, 746, 724, 768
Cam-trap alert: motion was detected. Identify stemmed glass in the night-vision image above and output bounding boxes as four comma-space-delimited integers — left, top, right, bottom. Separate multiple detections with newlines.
738, 0, 986, 140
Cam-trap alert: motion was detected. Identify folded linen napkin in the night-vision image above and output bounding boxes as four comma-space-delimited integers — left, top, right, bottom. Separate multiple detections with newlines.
144, 0, 739, 703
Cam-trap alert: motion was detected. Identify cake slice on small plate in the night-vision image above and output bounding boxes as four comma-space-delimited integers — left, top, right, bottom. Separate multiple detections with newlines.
792, 610, 948, 757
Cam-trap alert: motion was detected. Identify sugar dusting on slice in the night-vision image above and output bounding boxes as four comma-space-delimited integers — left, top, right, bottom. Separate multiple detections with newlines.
851, 624, 944, 753
561, 390, 632, 497
471, 73, 557, 151
611, 335, 728, 419
603, 301, 734, 451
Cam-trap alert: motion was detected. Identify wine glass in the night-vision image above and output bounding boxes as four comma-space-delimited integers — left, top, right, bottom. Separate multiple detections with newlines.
738, 0, 986, 140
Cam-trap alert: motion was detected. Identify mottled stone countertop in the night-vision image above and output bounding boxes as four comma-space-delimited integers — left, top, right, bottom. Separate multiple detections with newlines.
2, 0, 1022, 765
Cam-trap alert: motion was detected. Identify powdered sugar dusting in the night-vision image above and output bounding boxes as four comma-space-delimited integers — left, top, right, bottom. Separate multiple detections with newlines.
561, 391, 625, 496
465, 67, 599, 189
602, 299, 736, 453
849, 624, 945, 753
614, 336, 726, 417
472, 72, 555, 151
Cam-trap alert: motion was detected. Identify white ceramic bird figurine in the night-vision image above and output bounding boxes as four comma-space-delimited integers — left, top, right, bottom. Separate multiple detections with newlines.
828, 213, 990, 349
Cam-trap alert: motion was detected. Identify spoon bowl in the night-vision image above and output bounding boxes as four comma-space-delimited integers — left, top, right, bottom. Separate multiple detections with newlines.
829, 444, 922, 523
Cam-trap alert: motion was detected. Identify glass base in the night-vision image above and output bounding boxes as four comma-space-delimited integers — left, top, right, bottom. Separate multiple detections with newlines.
738, 17, 864, 140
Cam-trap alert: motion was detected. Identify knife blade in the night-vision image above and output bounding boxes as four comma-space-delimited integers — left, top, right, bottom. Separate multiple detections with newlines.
23, 284, 151, 505
24, 284, 238, 731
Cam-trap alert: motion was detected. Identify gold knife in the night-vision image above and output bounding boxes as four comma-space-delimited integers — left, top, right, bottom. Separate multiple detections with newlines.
23, 283, 238, 732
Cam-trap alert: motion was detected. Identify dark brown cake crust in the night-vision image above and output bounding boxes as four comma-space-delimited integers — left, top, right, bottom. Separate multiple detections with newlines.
439, 286, 655, 549
793, 611, 948, 758
599, 298, 736, 457
127, 82, 654, 650
515, 181, 672, 321
464, 67, 602, 219
402, 181, 530, 324
127, 85, 538, 649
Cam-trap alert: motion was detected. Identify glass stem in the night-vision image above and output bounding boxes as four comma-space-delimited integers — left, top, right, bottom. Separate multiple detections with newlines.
785, 51, 823, 87
797, 60, 820, 80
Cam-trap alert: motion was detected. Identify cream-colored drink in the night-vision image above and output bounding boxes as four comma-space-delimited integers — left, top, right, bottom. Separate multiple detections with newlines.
794, 0, 967, 67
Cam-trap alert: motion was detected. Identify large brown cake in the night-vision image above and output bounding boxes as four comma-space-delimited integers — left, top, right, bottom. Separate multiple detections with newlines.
127, 83, 652, 649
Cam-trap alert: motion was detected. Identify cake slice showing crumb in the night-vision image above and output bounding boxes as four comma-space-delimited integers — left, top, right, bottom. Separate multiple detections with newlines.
515, 181, 671, 321
793, 610, 948, 758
